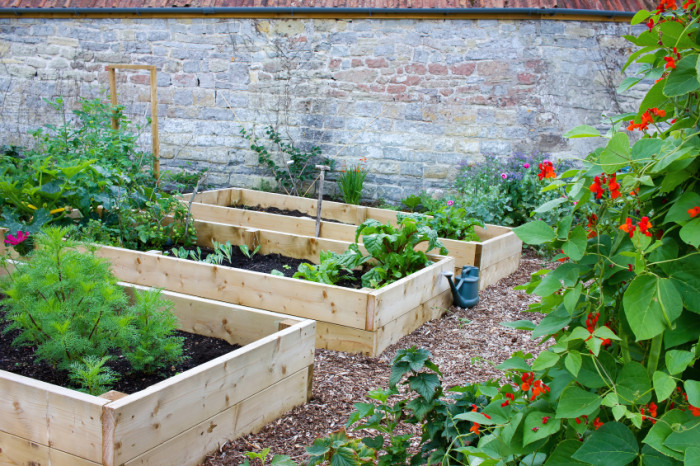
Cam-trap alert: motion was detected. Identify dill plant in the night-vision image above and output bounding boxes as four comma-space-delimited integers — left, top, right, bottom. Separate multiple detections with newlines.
0, 227, 184, 393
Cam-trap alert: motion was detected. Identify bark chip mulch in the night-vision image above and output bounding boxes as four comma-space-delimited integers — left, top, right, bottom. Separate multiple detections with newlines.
203, 250, 555, 465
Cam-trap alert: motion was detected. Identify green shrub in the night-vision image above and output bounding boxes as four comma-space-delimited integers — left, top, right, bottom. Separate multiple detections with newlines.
1, 227, 184, 392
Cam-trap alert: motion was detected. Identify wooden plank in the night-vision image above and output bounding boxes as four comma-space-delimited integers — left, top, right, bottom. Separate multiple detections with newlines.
97, 246, 369, 329
106, 321, 315, 464
122, 367, 310, 466
370, 256, 454, 330
120, 283, 302, 346
479, 252, 522, 290
149, 66, 160, 181
0, 370, 108, 463
478, 231, 523, 267
0, 429, 101, 466
374, 289, 452, 356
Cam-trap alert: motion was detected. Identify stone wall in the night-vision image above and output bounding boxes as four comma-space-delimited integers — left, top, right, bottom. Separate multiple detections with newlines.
0, 16, 645, 201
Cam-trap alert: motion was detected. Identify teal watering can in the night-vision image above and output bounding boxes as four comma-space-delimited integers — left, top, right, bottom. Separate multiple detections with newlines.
442, 266, 479, 308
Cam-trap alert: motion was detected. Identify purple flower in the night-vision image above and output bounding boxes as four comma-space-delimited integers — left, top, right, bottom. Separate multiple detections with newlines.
4, 231, 29, 246
447, 200, 454, 207
523, 163, 530, 169
501, 173, 508, 180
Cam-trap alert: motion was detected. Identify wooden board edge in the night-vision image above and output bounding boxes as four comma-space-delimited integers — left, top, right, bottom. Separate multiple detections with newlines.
0, 429, 101, 466
121, 367, 311, 466
478, 253, 522, 290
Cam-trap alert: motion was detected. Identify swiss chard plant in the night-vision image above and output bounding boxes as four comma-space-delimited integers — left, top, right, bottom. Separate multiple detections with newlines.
354, 213, 448, 288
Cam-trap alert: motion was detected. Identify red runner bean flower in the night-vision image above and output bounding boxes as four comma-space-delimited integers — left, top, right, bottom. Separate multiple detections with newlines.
590, 176, 605, 199
608, 173, 621, 199
593, 417, 604, 430
619, 218, 637, 238
639, 216, 653, 237
688, 206, 700, 218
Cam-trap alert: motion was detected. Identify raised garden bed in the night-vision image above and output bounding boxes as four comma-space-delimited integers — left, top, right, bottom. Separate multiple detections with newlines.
0, 276, 315, 466
93, 219, 454, 356
182, 188, 522, 290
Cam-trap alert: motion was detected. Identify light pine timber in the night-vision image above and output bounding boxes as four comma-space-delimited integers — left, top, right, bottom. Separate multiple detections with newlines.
0, 430, 101, 466
183, 188, 522, 290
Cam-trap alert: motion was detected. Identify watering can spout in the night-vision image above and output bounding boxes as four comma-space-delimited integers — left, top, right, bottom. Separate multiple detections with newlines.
442, 266, 479, 308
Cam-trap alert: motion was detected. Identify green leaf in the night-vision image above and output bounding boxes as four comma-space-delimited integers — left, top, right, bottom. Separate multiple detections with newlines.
685, 380, 700, 407
563, 284, 582, 315
630, 10, 651, 25
534, 272, 564, 297
653, 371, 677, 402
565, 351, 582, 377
664, 416, 700, 454
562, 226, 588, 262
631, 138, 664, 164
453, 411, 498, 425
514, 220, 556, 245
602, 392, 619, 408
643, 409, 694, 460
532, 351, 560, 371
684, 447, 700, 466
669, 257, 700, 314
640, 444, 682, 466
555, 384, 602, 419
496, 354, 531, 371
271, 455, 298, 466
680, 218, 700, 247
571, 422, 639, 466
544, 440, 587, 465
532, 306, 571, 339
556, 215, 574, 240
616, 361, 652, 406
534, 197, 568, 214
563, 125, 601, 138
666, 350, 695, 376
523, 410, 560, 446
500, 320, 536, 331
623, 275, 677, 341
599, 132, 631, 175
330, 446, 362, 466
409, 372, 440, 400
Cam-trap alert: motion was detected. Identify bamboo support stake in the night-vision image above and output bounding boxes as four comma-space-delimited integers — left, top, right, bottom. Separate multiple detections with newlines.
315, 165, 330, 238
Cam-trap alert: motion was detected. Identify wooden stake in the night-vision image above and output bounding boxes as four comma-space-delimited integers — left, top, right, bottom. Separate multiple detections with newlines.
105, 64, 160, 182
315, 165, 330, 238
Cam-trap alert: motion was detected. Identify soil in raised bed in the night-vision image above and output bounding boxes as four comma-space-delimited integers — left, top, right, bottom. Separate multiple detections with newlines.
165, 245, 365, 288
232, 204, 351, 224
0, 309, 240, 395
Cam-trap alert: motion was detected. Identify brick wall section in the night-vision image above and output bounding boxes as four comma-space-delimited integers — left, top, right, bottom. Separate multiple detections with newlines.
0, 17, 646, 201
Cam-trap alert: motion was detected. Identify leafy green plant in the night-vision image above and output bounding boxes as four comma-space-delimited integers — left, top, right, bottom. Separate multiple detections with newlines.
68, 356, 119, 395
0, 96, 154, 236
241, 125, 332, 197
0, 227, 184, 390
400, 194, 425, 213
239, 243, 261, 259
337, 158, 368, 205
293, 249, 367, 286
306, 429, 376, 466
419, 201, 484, 242
241, 447, 296, 466
355, 213, 447, 288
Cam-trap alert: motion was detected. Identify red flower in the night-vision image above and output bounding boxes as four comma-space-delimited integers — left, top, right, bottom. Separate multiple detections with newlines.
589, 176, 605, 199
542, 416, 551, 424
470, 423, 480, 435
593, 417, 604, 430
538, 161, 556, 180
608, 173, 621, 199
530, 380, 550, 401
684, 0, 698, 10
639, 216, 653, 237
688, 206, 700, 218
691, 405, 700, 417
619, 218, 637, 238
501, 392, 515, 407
646, 18, 655, 30
521, 372, 534, 391
657, 0, 678, 12
557, 249, 569, 262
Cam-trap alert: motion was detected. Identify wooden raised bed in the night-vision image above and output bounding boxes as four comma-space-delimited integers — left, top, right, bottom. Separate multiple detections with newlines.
182, 188, 522, 290
94, 219, 454, 356
0, 278, 315, 466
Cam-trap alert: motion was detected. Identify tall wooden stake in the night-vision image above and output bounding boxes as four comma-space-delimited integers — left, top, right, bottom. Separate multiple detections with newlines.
315, 165, 330, 238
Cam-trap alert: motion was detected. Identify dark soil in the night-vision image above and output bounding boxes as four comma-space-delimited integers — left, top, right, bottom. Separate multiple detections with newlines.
167, 244, 311, 277
236, 204, 346, 224
166, 245, 365, 288
0, 314, 240, 395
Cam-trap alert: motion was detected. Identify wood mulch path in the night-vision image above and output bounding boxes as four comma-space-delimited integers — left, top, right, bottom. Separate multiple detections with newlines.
202, 250, 553, 466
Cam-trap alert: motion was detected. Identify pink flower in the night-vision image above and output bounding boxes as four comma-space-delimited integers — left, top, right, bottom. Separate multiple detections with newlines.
446, 200, 454, 207
501, 173, 507, 180
4, 231, 29, 246
523, 163, 530, 169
